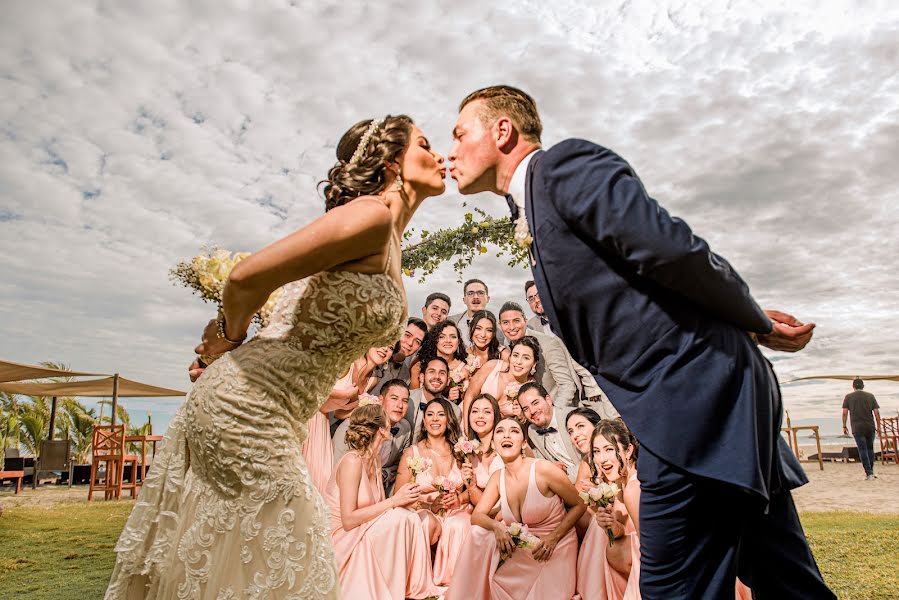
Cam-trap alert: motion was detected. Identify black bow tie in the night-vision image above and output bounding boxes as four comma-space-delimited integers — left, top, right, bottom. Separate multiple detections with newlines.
505, 194, 520, 221
539, 316, 549, 326
390, 425, 400, 436
536, 426, 557, 436
419, 401, 428, 412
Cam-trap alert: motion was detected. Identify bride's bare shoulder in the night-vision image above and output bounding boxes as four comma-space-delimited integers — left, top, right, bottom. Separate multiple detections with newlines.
318, 195, 393, 243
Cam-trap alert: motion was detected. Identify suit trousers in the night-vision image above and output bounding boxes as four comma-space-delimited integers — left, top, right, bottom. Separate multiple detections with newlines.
637, 449, 835, 600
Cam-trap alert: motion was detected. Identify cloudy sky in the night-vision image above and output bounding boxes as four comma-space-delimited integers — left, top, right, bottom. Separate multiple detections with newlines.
2, 0, 897, 433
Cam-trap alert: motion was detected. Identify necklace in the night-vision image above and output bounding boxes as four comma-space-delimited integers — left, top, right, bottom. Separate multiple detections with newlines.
425, 441, 452, 458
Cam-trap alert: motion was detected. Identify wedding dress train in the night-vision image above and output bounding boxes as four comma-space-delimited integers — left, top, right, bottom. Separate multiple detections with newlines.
106, 269, 406, 599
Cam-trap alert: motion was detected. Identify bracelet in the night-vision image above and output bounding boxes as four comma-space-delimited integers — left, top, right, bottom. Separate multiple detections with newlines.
216, 316, 246, 345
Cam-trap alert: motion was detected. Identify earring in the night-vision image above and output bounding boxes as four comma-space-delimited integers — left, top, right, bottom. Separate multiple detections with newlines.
394, 168, 404, 191
530, 368, 536, 375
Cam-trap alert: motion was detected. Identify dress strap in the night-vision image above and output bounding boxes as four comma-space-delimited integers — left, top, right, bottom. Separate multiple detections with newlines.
528, 460, 538, 497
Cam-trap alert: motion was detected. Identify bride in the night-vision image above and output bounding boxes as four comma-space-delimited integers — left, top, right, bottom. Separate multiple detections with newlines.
106, 115, 446, 599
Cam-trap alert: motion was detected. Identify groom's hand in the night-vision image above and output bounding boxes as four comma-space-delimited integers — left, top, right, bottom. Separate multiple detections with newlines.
756, 309, 815, 352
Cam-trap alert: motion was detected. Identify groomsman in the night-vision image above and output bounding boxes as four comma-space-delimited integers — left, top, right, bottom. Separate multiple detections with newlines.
421, 292, 451, 330
519, 382, 581, 481
375, 317, 427, 390
498, 301, 578, 407
332, 379, 412, 494
448, 278, 504, 346
525, 281, 618, 419
405, 356, 460, 441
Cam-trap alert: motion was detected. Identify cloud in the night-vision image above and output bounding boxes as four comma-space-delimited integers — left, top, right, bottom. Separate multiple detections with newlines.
1, 0, 897, 431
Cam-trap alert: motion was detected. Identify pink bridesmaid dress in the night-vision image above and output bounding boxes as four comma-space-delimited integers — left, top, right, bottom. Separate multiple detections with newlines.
325, 452, 438, 600
446, 460, 579, 600
410, 446, 472, 586
481, 362, 519, 417
576, 512, 630, 600
302, 365, 355, 492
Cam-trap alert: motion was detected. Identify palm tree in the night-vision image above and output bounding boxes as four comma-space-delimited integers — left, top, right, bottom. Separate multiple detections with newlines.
57, 398, 97, 463
18, 397, 49, 456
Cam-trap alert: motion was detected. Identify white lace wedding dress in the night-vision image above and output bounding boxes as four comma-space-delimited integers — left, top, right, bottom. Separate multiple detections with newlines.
106, 268, 406, 599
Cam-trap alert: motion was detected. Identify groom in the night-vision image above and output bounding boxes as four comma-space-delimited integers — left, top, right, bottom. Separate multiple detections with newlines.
448, 85, 834, 599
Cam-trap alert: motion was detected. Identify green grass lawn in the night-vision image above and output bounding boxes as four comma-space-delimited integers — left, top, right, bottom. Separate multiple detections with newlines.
0, 504, 896, 599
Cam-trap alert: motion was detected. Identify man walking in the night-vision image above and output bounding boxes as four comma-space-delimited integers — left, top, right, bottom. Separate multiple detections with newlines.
842, 377, 881, 480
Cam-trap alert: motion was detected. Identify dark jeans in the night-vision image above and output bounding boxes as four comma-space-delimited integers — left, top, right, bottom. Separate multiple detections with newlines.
853, 430, 876, 475
637, 449, 835, 600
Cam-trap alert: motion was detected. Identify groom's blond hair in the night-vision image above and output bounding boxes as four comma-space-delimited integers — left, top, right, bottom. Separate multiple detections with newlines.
459, 85, 542, 144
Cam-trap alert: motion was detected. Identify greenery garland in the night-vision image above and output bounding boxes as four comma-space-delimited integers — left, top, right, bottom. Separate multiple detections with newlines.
400, 207, 529, 283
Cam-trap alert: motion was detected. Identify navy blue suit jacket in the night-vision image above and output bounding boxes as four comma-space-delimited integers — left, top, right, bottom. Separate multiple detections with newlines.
524, 139, 806, 502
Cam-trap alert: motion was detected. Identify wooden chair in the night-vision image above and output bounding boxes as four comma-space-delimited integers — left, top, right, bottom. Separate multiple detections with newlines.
879, 416, 899, 465
33, 439, 75, 489
88, 425, 140, 500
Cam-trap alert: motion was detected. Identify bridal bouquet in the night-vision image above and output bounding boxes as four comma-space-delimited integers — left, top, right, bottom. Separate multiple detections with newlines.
407, 455, 433, 480
504, 382, 522, 401
448, 366, 468, 390
503, 382, 524, 416
357, 393, 381, 407
170, 247, 282, 326
431, 473, 462, 516
497, 521, 540, 571
464, 355, 482, 375
579, 481, 621, 546
453, 437, 480, 464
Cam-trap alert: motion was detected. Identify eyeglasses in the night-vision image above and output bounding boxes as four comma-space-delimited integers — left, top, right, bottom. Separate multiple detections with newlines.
465, 290, 487, 297
526, 294, 540, 302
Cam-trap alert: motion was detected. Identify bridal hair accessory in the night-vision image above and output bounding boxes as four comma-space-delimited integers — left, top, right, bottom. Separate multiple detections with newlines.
350, 117, 386, 164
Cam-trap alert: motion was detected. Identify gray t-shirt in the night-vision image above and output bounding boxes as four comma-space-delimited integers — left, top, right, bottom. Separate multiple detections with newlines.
842, 390, 879, 434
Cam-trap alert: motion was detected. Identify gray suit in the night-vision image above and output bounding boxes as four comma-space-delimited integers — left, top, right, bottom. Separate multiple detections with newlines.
333, 417, 412, 494
525, 328, 578, 408
404, 389, 460, 443
374, 355, 413, 390
527, 319, 619, 418
527, 406, 582, 482
527, 315, 550, 334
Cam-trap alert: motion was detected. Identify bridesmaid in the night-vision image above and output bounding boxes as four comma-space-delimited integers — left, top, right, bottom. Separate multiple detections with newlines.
447, 416, 585, 600
325, 404, 439, 600
577, 418, 636, 600
463, 336, 540, 419
564, 407, 604, 535
394, 398, 471, 586
466, 310, 510, 372
462, 393, 504, 511
582, 419, 754, 600
303, 344, 393, 492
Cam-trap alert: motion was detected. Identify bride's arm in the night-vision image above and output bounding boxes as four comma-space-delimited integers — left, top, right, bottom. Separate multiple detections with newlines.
220, 197, 393, 341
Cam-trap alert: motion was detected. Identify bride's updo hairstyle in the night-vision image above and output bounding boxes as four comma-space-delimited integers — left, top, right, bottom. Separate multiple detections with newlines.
321, 115, 414, 211
344, 403, 388, 452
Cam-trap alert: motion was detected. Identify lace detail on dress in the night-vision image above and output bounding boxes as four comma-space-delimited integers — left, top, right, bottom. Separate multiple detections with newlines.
107, 270, 406, 599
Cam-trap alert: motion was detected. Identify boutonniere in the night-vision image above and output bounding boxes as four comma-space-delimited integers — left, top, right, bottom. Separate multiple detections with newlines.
514, 213, 533, 249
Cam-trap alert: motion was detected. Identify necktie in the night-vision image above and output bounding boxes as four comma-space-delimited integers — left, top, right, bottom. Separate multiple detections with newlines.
536, 426, 557, 436
390, 425, 400, 436
505, 193, 519, 221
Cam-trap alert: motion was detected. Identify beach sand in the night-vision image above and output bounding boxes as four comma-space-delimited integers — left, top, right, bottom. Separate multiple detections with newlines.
2, 459, 897, 514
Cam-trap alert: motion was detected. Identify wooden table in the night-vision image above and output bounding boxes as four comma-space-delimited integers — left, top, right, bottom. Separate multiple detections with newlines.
0, 470, 25, 494
782, 425, 824, 470
125, 435, 164, 481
